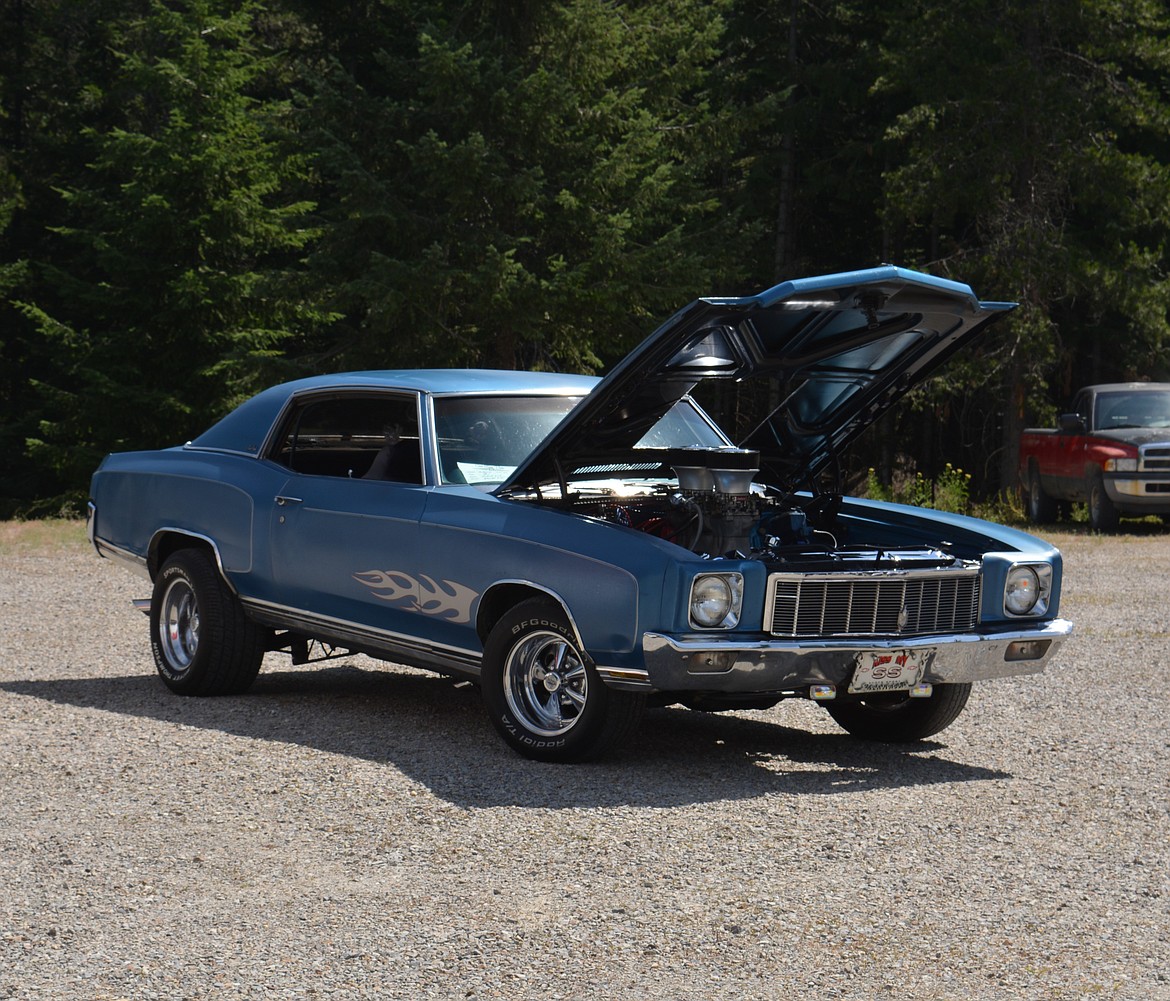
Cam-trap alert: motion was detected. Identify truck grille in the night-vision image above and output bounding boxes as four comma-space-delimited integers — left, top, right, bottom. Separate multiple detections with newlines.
1140, 444, 1170, 471
765, 570, 982, 638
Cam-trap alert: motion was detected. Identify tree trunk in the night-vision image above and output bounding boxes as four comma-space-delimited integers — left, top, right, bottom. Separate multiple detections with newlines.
772, 0, 798, 283
998, 354, 1025, 499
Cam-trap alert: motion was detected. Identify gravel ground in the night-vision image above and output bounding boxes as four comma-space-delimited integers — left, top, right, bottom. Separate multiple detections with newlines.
1, 526, 1168, 1000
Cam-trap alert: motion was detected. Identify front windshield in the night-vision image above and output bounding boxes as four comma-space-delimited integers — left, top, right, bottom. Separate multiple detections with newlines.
1094, 391, 1170, 430
434, 396, 581, 485
433, 395, 726, 486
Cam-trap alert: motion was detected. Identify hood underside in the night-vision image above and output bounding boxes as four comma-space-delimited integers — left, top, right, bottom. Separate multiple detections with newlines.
500, 266, 1015, 496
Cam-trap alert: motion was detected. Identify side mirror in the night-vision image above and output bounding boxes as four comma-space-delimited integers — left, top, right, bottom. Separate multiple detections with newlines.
1058, 412, 1086, 434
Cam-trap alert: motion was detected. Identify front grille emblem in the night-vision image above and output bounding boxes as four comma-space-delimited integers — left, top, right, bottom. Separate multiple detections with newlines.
897, 604, 910, 630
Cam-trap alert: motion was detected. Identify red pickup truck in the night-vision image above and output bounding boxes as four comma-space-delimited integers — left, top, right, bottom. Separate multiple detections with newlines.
1019, 383, 1170, 531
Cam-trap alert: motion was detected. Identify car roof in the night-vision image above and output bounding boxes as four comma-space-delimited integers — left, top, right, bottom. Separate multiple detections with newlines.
1083, 383, 1170, 393
278, 369, 600, 395
189, 369, 601, 456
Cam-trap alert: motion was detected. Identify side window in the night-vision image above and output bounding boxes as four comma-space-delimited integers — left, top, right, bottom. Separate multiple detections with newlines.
1070, 392, 1089, 427
271, 394, 423, 483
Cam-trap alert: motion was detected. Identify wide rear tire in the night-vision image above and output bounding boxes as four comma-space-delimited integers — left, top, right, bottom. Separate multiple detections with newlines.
823, 683, 972, 742
150, 548, 266, 695
480, 598, 645, 762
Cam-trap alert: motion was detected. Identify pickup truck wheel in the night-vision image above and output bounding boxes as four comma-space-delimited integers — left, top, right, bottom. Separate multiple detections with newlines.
1026, 468, 1058, 524
823, 683, 972, 742
481, 599, 645, 762
1087, 471, 1120, 532
150, 548, 265, 696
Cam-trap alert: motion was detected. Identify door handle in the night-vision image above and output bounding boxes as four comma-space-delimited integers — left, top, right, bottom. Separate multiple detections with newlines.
275, 495, 303, 506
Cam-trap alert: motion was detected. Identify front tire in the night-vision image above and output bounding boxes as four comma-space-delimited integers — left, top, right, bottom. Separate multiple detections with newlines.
150, 548, 266, 695
1087, 471, 1120, 533
480, 599, 645, 762
823, 683, 972, 742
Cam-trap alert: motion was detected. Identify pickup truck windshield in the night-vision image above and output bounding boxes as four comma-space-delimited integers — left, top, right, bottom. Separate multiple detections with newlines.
1094, 391, 1170, 430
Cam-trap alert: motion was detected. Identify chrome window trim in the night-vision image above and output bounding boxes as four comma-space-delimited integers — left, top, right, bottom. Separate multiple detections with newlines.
181, 444, 262, 458
259, 387, 429, 484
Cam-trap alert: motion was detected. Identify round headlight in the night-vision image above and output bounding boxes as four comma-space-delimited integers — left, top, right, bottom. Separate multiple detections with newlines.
1004, 565, 1040, 615
691, 575, 734, 628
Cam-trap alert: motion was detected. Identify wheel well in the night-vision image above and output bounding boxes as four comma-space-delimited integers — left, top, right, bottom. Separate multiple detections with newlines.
148, 531, 217, 581
476, 583, 575, 646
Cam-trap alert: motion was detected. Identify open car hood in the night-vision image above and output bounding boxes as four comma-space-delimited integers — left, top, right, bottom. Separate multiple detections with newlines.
499, 265, 1015, 496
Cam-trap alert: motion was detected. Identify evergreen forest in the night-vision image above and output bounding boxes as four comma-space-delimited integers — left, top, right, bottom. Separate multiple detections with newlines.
3, 0, 1170, 516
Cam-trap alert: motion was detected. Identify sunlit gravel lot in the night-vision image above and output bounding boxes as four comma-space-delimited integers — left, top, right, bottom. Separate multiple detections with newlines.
1, 524, 1168, 1000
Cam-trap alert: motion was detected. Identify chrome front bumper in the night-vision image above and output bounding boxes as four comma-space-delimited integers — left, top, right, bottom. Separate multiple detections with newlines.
1105, 473, 1170, 510
608, 618, 1074, 693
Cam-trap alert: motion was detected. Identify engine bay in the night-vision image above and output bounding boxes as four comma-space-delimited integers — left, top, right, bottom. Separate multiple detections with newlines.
570, 487, 958, 569
558, 447, 963, 571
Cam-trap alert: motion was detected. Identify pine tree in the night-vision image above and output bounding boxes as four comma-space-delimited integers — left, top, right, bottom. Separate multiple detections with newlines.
19, 0, 325, 508
0, 0, 156, 514
873, 0, 1170, 492
294, 0, 739, 374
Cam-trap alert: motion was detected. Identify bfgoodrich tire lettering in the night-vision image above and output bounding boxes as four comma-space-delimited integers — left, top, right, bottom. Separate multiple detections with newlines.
823, 682, 972, 742
481, 598, 645, 762
150, 548, 266, 696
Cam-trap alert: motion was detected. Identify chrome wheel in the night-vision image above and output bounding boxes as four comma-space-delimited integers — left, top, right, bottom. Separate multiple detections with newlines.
482, 598, 645, 761
1087, 472, 1119, 532
159, 576, 200, 671
1027, 468, 1056, 524
150, 548, 265, 695
502, 630, 588, 736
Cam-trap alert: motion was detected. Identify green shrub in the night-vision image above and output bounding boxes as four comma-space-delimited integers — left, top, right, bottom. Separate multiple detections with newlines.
863, 463, 971, 514
932, 463, 972, 514
863, 467, 893, 503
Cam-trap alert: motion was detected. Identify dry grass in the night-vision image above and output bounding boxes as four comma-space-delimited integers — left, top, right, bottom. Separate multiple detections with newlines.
0, 518, 88, 554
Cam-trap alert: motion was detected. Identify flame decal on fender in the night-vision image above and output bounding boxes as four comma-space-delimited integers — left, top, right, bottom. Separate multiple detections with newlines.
354, 569, 477, 624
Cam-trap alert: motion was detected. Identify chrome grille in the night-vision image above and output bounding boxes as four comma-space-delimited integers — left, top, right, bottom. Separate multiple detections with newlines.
1140, 444, 1170, 471
766, 570, 982, 637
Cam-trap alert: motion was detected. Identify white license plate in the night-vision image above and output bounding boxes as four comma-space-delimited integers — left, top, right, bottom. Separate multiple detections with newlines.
849, 649, 930, 694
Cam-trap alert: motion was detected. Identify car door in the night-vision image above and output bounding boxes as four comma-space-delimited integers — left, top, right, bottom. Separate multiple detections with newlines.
262, 391, 438, 644
1052, 389, 1091, 496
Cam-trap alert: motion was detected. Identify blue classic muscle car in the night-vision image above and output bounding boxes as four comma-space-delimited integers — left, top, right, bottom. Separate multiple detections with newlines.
88, 266, 1072, 761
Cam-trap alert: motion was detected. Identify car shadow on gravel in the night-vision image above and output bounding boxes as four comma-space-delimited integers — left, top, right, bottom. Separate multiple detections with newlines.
1, 664, 1009, 808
